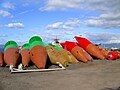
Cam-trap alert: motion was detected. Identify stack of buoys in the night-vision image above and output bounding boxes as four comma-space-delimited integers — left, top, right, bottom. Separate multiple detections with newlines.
75, 36, 105, 60
0, 35, 119, 70
21, 43, 31, 67
61, 41, 93, 63
29, 36, 47, 69
0, 51, 4, 66
4, 41, 20, 67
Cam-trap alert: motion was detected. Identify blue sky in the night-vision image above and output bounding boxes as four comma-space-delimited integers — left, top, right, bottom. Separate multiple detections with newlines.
0, 0, 120, 45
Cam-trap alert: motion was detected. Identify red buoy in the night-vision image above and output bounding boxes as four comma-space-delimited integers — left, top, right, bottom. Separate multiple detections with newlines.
75, 36, 105, 60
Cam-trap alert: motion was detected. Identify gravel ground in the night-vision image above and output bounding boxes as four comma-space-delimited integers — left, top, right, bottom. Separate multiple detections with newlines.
0, 60, 120, 90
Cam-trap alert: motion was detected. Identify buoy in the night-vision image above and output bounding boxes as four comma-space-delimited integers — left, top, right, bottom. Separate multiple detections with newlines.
46, 46, 69, 66
51, 45, 79, 64
118, 52, 120, 58
21, 43, 31, 67
4, 41, 20, 67
0, 51, 4, 66
82, 48, 93, 61
29, 36, 47, 69
71, 46, 89, 63
86, 44, 105, 60
75, 36, 105, 60
63, 41, 92, 63
59, 49, 79, 64
108, 51, 119, 60
98, 47, 109, 58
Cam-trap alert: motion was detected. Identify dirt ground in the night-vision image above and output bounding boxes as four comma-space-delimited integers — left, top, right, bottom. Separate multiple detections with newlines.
0, 60, 120, 90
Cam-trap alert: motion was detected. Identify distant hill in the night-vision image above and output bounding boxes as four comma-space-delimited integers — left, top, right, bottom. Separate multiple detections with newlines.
0, 45, 4, 52
101, 43, 120, 49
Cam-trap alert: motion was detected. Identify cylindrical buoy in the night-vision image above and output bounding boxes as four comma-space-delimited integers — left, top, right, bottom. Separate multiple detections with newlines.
82, 49, 93, 61
108, 51, 119, 60
63, 41, 92, 62
30, 45, 47, 69
0, 52, 4, 66
4, 41, 20, 67
71, 46, 88, 63
86, 44, 105, 60
46, 46, 69, 66
75, 36, 105, 60
59, 49, 79, 64
98, 47, 109, 58
29, 36, 47, 69
118, 52, 120, 58
21, 43, 31, 67
74, 36, 92, 50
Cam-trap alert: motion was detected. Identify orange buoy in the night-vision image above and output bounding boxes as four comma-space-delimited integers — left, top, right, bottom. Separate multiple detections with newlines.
71, 46, 88, 63
82, 48, 93, 61
21, 43, 31, 67
117, 52, 120, 58
63, 41, 92, 63
0, 52, 4, 66
59, 49, 79, 64
46, 46, 69, 66
21, 49, 30, 67
30, 45, 47, 69
4, 48, 20, 67
86, 44, 105, 59
4, 41, 20, 67
98, 47, 109, 58
29, 36, 47, 69
75, 36, 105, 60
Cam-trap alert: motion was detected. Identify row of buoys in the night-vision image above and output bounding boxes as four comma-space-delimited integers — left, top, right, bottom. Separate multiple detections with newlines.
0, 35, 120, 69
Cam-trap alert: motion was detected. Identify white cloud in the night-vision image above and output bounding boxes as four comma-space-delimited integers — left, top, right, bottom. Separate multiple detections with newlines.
46, 18, 81, 30
0, 10, 13, 18
85, 32, 120, 44
46, 22, 63, 30
0, 34, 8, 38
6, 22, 24, 29
2, 2, 15, 9
85, 12, 120, 28
42, 0, 108, 11
43, 0, 80, 11
43, 0, 120, 28
83, 0, 120, 28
